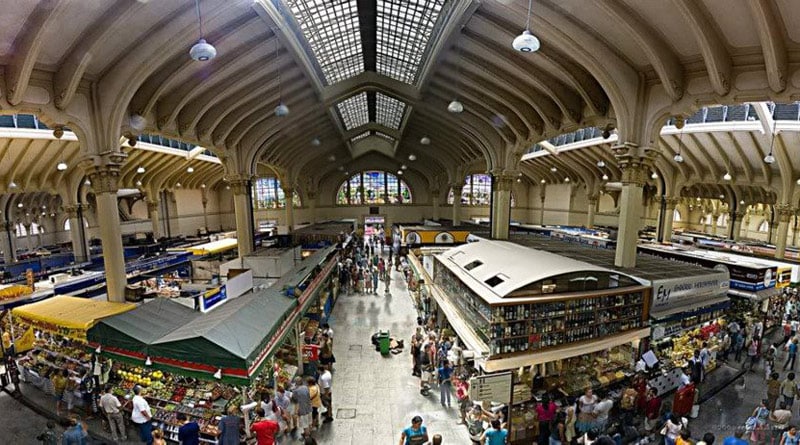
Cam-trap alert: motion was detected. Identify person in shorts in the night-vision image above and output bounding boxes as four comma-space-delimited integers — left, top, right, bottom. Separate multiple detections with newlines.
291, 377, 312, 439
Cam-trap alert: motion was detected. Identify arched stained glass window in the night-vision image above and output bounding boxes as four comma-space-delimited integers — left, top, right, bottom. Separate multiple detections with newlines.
252, 177, 302, 209
336, 171, 413, 205
447, 174, 516, 207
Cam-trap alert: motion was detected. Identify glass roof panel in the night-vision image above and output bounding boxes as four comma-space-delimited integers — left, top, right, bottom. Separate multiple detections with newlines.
375, 93, 406, 130
376, 0, 447, 84
375, 131, 395, 143
287, 0, 364, 85
337, 93, 370, 130
351, 131, 370, 143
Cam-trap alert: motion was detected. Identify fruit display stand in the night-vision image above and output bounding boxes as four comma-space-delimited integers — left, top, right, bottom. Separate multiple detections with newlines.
17, 337, 92, 396
647, 324, 722, 396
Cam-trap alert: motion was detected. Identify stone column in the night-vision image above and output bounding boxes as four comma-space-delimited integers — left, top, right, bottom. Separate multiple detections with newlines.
451, 183, 463, 226
586, 194, 598, 228
62, 204, 90, 263
775, 204, 793, 259
539, 187, 546, 225
661, 197, 680, 242
306, 191, 317, 224
0, 221, 15, 263
711, 213, 720, 236
282, 187, 295, 231
490, 173, 514, 239
228, 175, 254, 257
430, 189, 440, 221
612, 143, 657, 268
730, 209, 745, 241
84, 153, 128, 302
146, 200, 161, 239
792, 214, 799, 247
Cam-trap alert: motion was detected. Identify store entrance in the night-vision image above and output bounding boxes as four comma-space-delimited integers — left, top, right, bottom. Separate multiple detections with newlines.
363, 216, 385, 243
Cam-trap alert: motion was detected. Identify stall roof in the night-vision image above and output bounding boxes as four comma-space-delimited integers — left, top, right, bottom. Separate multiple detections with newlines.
509, 235, 715, 282
436, 240, 633, 303
87, 299, 198, 353
12, 295, 135, 331
183, 238, 238, 256
638, 244, 775, 270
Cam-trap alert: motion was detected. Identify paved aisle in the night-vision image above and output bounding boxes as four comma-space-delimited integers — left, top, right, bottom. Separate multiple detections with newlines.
314, 262, 472, 444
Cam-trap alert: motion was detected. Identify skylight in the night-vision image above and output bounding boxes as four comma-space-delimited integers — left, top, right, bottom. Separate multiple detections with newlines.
351, 131, 370, 143
287, 0, 364, 85
376, 0, 447, 84
375, 93, 406, 130
337, 93, 369, 130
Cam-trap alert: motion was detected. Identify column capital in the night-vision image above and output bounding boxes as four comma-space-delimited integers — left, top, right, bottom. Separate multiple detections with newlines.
776, 203, 795, 221
664, 197, 681, 208
587, 193, 599, 204
492, 173, 515, 192
146, 200, 159, 213
306, 190, 317, 201
611, 143, 658, 186
224, 174, 252, 195
732, 209, 747, 218
61, 204, 81, 218
82, 152, 127, 194
449, 182, 463, 191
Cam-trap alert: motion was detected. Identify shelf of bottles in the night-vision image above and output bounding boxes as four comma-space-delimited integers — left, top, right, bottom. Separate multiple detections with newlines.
489, 291, 647, 356
433, 263, 493, 344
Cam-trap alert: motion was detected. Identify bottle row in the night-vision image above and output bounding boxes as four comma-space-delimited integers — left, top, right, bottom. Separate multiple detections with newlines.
488, 318, 645, 354
490, 293, 644, 323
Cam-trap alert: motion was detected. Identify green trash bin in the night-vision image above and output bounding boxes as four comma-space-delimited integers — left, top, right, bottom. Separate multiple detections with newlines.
378, 330, 391, 355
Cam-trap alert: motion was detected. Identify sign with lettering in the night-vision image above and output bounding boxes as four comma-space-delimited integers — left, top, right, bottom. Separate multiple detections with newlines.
650, 270, 729, 318
199, 286, 227, 313
468, 372, 512, 404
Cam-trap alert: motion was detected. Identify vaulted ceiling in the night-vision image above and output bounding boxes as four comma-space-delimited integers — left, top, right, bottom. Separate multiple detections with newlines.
0, 0, 799, 192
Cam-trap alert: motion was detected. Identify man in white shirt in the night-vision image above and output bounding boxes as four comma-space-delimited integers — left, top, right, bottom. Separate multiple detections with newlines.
99, 385, 126, 441
770, 401, 792, 435
131, 385, 153, 445
592, 394, 613, 431
319, 365, 333, 423
679, 367, 692, 389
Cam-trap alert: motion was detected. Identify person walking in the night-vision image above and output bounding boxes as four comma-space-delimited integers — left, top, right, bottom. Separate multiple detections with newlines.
291, 378, 312, 439
749, 399, 770, 445
550, 412, 567, 445
319, 365, 333, 424
786, 338, 798, 370
307, 377, 322, 429
61, 416, 87, 445
781, 373, 799, 409
399, 416, 429, 445
131, 385, 153, 445
770, 402, 792, 443
780, 426, 800, 445
734, 331, 746, 362
481, 419, 509, 445
438, 360, 453, 408
250, 406, 280, 445
217, 406, 242, 445
767, 372, 781, 410
177, 412, 201, 445
536, 395, 557, 445
99, 385, 127, 441
747, 336, 761, 372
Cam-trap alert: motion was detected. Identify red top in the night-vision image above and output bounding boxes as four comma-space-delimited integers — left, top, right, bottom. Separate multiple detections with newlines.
251, 419, 280, 445
645, 396, 661, 419
536, 402, 557, 422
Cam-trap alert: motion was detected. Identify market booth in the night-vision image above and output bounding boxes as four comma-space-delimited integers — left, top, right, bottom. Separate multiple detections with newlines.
428, 240, 650, 443
12, 296, 135, 396
85, 246, 339, 444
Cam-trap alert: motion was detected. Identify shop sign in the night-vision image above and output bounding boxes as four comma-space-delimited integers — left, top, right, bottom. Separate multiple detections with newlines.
651, 272, 729, 315
468, 371, 512, 404
200, 286, 227, 313
302, 344, 319, 361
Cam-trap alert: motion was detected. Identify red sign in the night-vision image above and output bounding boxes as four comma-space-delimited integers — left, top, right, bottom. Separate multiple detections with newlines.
302, 344, 320, 361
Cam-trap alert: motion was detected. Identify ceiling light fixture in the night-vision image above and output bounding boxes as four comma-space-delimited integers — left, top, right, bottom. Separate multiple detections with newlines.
408, 154, 417, 161
764, 119, 778, 164
740, 200, 746, 205
512, 0, 541, 53
9, 181, 17, 189
550, 167, 557, 172
651, 171, 658, 179
187, 166, 194, 173
17, 203, 23, 208
137, 166, 146, 174
201, 183, 206, 188
602, 173, 609, 181
723, 172, 732, 181
311, 137, 321, 146
420, 136, 431, 145
397, 170, 403, 175
189, 0, 216, 61
719, 194, 725, 199
564, 177, 570, 183
176, 182, 182, 188
674, 121, 685, 163
57, 161, 68, 171
540, 179, 546, 184
401, 165, 407, 170
596, 160, 605, 168
135, 180, 142, 187
84, 179, 91, 186
447, 100, 463, 114
129, 114, 147, 132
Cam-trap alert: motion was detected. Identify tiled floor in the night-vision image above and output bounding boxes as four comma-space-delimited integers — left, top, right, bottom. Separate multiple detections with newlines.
313, 261, 471, 444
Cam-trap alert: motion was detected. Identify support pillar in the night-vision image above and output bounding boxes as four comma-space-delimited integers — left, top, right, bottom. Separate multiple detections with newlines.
282, 187, 295, 231
731, 209, 746, 241
539, 187, 546, 225
612, 143, 657, 268
792, 215, 799, 247
490, 173, 514, 239
711, 213, 719, 236
306, 191, 317, 224
775, 204, 793, 259
0, 221, 15, 263
661, 197, 680, 242
63, 205, 90, 263
586, 194, 598, 228
228, 176, 254, 257
451, 184, 463, 226
146, 200, 161, 239
84, 153, 128, 302
431, 189, 440, 221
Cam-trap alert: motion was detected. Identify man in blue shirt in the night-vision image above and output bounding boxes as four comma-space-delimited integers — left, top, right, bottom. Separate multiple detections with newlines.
785, 338, 798, 370
61, 416, 86, 445
438, 360, 454, 407
177, 413, 200, 445
722, 427, 748, 445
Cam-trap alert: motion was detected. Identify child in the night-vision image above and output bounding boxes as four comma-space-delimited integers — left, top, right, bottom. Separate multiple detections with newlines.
152, 428, 167, 445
